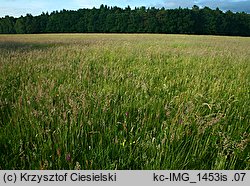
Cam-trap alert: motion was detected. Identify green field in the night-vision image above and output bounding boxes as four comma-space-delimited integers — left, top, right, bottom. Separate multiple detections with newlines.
0, 34, 249, 170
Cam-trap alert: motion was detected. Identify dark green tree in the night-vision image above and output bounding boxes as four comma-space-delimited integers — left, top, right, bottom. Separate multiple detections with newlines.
14, 16, 26, 33
0, 5, 249, 36
0, 16, 15, 33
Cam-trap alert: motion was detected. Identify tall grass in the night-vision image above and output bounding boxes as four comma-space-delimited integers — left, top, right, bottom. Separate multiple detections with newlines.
0, 34, 249, 169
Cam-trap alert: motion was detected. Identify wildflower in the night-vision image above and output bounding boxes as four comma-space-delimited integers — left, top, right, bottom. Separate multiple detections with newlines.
121, 139, 126, 147
66, 153, 71, 162
40, 160, 49, 170
75, 162, 81, 170
57, 148, 61, 157
179, 119, 183, 124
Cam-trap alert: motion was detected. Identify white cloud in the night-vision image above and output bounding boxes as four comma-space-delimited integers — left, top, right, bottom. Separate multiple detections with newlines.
0, 0, 52, 17
73, 0, 97, 7
1, 0, 249, 17
159, 0, 250, 12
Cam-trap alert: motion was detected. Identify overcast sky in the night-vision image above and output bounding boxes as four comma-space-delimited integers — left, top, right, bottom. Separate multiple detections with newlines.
1, 0, 250, 18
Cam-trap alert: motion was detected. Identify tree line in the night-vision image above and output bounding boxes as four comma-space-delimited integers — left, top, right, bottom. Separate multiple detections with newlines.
0, 5, 250, 36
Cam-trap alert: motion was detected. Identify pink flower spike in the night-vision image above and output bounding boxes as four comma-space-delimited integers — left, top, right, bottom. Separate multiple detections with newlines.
66, 153, 71, 162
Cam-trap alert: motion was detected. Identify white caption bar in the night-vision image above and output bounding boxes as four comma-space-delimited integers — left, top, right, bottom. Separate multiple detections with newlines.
0, 170, 249, 186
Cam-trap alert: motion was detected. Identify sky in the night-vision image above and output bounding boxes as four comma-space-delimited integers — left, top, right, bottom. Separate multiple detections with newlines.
0, 0, 250, 18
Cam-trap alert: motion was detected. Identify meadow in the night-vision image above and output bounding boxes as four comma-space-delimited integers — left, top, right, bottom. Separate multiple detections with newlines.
0, 34, 249, 170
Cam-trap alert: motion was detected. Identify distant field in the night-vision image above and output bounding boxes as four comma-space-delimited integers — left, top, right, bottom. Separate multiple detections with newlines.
0, 34, 249, 169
